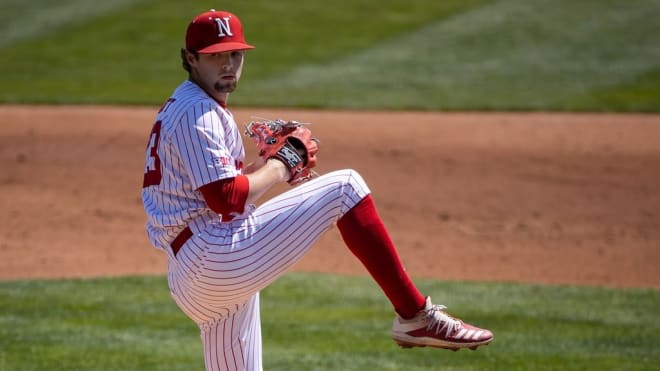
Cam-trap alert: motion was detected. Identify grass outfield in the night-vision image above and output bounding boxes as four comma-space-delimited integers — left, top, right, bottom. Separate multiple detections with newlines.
0, 0, 659, 111
1, 273, 658, 370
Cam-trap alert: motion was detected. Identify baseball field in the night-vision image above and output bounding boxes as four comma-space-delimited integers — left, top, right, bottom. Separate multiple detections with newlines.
1, 1, 659, 370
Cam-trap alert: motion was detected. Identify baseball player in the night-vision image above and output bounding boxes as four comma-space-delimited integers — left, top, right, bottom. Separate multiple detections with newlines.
141, 9, 492, 371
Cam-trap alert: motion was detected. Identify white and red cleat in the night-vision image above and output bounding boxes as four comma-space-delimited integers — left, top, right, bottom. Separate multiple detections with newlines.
392, 297, 493, 351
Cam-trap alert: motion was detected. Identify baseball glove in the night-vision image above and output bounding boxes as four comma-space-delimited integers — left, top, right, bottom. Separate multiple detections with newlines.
245, 119, 320, 184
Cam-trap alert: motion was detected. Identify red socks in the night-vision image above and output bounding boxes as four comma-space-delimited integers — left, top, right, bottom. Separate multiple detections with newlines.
337, 195, 426, 319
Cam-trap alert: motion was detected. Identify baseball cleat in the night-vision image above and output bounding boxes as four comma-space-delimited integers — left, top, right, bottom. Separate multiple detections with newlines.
392, 297, 493, 351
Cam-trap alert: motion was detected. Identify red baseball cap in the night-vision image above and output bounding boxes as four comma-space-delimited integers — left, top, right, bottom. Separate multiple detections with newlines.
185, 10, 255, 53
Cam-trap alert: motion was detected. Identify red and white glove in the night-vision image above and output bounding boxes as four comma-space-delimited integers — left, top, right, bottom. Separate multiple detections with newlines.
245, 119, 320, 184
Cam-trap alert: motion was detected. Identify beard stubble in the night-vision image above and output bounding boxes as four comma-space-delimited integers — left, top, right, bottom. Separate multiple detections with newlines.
214, 80, 237, 93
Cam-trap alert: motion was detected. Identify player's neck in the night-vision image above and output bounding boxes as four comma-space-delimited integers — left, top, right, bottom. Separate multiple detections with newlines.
211, 93, 229, 108
208, 92, 229, 108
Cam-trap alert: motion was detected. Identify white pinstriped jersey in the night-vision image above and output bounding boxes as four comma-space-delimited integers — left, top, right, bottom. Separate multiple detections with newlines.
142, 80, 246, 251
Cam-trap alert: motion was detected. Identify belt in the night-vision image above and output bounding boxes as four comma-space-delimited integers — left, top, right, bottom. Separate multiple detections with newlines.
170, 226, 192, 256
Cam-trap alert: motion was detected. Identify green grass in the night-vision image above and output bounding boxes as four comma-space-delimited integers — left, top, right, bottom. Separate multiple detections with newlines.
0, 0, 659, 111
1, 273, 658, 370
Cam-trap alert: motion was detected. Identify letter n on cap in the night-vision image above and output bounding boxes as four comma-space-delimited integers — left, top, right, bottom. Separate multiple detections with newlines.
214, 17, 233, 37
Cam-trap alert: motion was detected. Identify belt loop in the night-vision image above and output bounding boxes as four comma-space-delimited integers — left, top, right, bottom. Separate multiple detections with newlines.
170, 226, 193, 256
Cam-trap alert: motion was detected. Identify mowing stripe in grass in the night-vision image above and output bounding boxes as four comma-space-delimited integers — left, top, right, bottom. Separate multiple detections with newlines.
0, 0, 659, 111
0, 0, 147, 48
242, 0, 660, 111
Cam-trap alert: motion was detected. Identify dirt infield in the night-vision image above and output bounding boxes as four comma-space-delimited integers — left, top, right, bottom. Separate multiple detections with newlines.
1, 105, 659, 288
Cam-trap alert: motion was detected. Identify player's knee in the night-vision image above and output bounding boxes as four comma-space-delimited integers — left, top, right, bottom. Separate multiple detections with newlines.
328, 169, 370, 196
345, 168, 365, 186
327, 168, 359, 183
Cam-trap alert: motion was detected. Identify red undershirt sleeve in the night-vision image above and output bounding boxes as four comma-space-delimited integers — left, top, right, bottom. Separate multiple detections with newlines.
199, 175, 250, 217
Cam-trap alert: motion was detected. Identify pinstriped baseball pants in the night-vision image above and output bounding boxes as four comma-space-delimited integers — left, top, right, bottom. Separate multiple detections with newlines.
167, 169, 370, 370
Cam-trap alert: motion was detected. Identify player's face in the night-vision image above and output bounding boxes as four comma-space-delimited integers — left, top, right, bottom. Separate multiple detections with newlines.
189, 50, 244, 96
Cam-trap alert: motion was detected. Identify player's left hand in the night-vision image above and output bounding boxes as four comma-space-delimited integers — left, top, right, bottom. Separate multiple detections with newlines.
245, 119, 319, 185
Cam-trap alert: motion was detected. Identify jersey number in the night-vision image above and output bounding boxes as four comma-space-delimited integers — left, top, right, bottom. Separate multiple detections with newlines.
142, 120, 162, 188
143, 98, 176, 188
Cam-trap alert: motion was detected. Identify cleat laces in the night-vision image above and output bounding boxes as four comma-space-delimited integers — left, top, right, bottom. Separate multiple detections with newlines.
424, 304, 463, 337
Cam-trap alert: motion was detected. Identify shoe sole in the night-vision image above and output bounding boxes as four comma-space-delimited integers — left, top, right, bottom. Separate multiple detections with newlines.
393, 336, 492, 351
